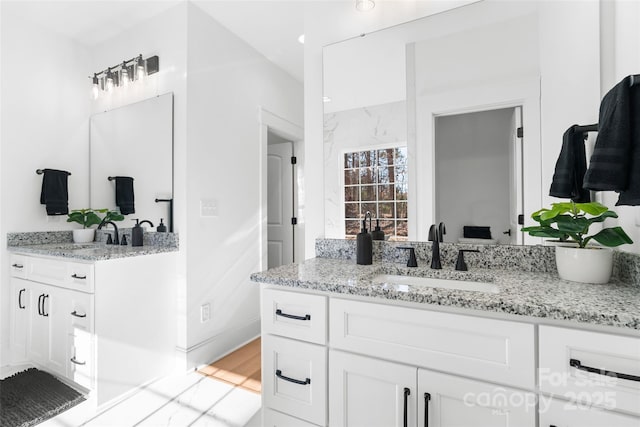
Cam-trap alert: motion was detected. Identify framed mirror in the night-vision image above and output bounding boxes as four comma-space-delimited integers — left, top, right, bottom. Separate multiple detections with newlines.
90, 93, 173, 228
323, 1, 600, 244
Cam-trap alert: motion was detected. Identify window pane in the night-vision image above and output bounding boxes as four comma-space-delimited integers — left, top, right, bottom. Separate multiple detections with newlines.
345, 203, 360, 219
378, 166, 395, 184
360, 167, 375, 185
395, 147, 407, 165
380, 220, 395, 236
360, 185, 376, 201
345, 186, 359, 202
396, 182, 408, 200
379, 184, 394, 201
396, 202, 407, 219
345, 169, 359, 185
359, 150, 376, 167
396, 220, 408, 237
345, 220, 360, 236
378, 149, 394, 167
344, 153, 359, 169
379, 202, 394, 218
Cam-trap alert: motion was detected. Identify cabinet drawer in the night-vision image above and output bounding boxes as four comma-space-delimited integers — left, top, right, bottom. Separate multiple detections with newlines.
28, 257, 94, 293
262, 288, 327, 345
263, 408, 321, 427
539, 325, 640, 416
330, 298, 535, 389
68, 291, 94, 333
263, 335, 327, 426
68, 331, 94, 390
9, 254, 27, 278
540, 397, 640, 426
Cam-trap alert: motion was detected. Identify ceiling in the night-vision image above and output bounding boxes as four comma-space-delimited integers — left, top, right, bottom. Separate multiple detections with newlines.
6, 0, 475, 83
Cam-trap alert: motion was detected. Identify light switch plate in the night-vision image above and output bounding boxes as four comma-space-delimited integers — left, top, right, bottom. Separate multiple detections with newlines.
200, 199, 218, 217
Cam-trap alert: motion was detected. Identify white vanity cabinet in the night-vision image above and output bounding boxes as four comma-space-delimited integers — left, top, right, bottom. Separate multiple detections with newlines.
260, 286, 640, 427
9, 251, 176, 407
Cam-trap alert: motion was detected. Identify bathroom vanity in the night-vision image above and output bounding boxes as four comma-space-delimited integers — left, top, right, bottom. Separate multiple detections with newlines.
251, 240, 640, 427
7, 232, 178, 408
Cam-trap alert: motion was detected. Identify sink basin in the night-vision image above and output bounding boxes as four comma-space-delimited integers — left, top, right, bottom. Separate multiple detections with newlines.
372, 274, 499, 293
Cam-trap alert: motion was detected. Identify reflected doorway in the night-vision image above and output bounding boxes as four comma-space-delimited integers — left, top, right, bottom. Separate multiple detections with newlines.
434, 107, 524, 245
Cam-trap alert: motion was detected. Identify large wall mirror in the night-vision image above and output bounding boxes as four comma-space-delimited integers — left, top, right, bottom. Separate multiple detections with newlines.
323, 1, 600, 244
90, 93, 173, 228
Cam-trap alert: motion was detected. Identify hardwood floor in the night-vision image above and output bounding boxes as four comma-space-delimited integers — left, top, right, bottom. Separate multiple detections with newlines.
198, 337, 261, 394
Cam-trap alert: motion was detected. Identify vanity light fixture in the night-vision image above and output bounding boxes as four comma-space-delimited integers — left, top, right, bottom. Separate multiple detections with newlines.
89, 54, 159, 99
356, 0, 375, 12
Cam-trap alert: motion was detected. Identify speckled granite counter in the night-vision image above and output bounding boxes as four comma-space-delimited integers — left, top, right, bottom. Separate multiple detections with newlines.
251, 240, 640, 331
7, 230, 178, 261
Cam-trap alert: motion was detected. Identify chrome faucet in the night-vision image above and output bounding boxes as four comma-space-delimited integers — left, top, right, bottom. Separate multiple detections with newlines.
98, 219, 120, 245
428, 222, 446, 269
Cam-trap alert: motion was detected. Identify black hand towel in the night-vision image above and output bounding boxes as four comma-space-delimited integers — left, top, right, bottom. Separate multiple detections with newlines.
40, 169, 70, 215
549, 125, 590, 202
114, 176, 135, 215
584, 75, 640, 205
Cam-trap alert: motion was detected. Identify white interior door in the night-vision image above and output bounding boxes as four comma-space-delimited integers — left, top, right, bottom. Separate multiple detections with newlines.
268, 141, 294, 268
509, 106, 524, 244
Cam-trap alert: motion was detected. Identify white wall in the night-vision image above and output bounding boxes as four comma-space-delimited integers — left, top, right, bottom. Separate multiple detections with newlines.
324, 101, 406, 238
184, 3, 303, 367
0, 4, 91, 366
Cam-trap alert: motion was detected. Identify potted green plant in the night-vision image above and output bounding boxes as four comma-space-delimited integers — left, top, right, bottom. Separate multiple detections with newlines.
522, 201, 633, 283
67, 209, 124, 243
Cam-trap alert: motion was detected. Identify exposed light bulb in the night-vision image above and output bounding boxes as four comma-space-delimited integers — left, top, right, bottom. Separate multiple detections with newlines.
136, 55, 145, 81
356, 0, 375, 11
121, 61, 130, 86
92, 74, 100, 99
106, 68, 114, 92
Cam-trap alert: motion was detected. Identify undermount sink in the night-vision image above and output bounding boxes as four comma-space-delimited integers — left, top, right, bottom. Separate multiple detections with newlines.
372, 274, 499, 294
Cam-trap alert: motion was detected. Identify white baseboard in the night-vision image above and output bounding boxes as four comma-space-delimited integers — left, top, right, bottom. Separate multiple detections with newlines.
177, 319, 261, 370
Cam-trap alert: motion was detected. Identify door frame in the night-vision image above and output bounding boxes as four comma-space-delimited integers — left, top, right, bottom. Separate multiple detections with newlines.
259, 107, 304, 271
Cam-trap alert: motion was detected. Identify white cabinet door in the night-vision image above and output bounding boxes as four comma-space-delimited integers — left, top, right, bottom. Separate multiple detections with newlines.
10, 278, 31, 363
27, 283, 67, 377
418, 370, 536, 427
330, 350, 416, 427
540, 398, 640, 427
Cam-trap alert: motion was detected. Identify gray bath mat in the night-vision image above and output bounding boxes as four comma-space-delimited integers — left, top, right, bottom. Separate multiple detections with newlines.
1, 368, 85, 427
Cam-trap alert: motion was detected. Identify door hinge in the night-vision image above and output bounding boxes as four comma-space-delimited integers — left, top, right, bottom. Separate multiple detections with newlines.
291, 156, 297, 165
517, 127, 523, 138
518, 214, 525, 225
291, 217, 298, 225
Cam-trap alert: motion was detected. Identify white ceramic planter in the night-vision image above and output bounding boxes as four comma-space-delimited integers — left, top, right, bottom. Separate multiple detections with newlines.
73, 228, 95, 243
555, 246, 613, 284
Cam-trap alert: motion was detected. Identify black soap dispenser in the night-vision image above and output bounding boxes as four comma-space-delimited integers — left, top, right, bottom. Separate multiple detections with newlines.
356, 218, 373, 265
157, 218, 167, 232
131, 219, 144, 247
371, 219, 385, 241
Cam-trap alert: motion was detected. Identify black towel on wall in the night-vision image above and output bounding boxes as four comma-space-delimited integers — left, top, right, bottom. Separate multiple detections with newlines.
549, 125, 590, 202
583, 75, 640, 205
39, 169, 70, 215
114, 176, 135, 215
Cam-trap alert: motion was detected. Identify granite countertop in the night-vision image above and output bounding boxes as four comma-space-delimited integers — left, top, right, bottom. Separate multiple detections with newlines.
8, 242, 178, 261
251, 257, 640, 331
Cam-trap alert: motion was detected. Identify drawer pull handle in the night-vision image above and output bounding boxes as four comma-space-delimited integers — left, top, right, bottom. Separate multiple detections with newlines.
38, 294, 43, 316
71, 311, 87, 318
275, 309, 310, 321
42, 295, 49, 317
424, 392, 431, 427
12, 263, 23, 269
71, 274, 87, 280
275, 369, 310, 385
569, 358, 640, 382
70, 357, 86, 366
403, 387, 410, 427
18, 289, 26, 309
